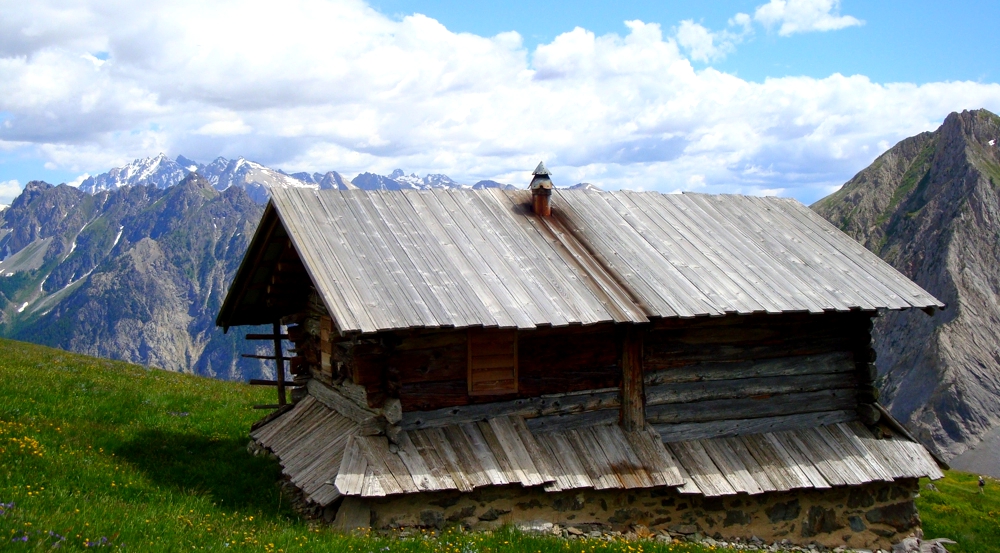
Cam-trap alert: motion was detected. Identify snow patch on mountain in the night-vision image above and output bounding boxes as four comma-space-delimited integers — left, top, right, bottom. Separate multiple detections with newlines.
79, 154, 321, 202
381, 169, 471, 190
80, 153, 191, 193
111, 225, 124, 249
75, 154, 574, 202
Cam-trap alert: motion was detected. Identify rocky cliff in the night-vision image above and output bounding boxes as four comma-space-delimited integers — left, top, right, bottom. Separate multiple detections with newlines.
813, 109, 1000, 459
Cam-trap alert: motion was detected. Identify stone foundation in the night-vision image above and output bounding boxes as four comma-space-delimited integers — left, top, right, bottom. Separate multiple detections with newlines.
333, 480, 921, 550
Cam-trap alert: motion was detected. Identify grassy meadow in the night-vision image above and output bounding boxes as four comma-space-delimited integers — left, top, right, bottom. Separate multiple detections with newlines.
0, 338, 720, 552
0, 337, 990, 551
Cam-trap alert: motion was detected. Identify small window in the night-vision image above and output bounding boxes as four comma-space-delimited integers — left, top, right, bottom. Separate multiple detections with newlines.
468, 328, 518, 396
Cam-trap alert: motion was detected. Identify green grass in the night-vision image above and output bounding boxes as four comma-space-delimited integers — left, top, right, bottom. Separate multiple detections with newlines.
916, 472, 1000, 553
0, 338, 718, 552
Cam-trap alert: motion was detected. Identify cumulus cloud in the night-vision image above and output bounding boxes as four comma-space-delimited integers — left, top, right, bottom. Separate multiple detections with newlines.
0, 0, 995, 204
754, 0, 863, 36
675, 13, 752, 63
0, 179, 21, 205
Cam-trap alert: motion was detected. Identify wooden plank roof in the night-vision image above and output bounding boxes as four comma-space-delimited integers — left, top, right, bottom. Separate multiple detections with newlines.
251, 395, 943, 506
219, 188, 943, 334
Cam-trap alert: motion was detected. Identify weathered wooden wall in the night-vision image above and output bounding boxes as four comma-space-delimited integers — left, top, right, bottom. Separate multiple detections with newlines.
644, 312, 869, 369
285, 305, 878, 439
364, 323, 621, 411
644, 312, 876, 441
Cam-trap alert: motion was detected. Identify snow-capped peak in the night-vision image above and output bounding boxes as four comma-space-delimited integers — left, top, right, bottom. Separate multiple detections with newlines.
74, 154, 523, 202
79, 153, 193, 194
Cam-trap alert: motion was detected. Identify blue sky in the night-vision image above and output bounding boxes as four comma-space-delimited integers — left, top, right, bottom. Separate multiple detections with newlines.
1, 0, 999, 205
370, 1, 999, 84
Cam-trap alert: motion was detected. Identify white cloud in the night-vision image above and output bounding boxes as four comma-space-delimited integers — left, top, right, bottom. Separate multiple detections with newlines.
0, 179, 21, 204
67, 173, 89, 187
195, 119, 252, 136
675, 14, 752, 63
687, 174, 707, 188
0, 0, 995, 205
754, 0, 863, 36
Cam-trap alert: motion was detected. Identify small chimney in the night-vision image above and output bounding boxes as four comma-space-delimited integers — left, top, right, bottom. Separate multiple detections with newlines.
529, 161, 553, 216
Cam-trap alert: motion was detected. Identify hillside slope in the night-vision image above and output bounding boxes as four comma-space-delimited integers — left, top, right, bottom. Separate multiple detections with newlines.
813, 109, 1000, 460
0, 337, 734, 551
0, 174, 273, 379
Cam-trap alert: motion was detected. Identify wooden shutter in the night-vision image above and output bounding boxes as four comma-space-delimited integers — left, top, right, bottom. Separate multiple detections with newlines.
468, 329, 518, 396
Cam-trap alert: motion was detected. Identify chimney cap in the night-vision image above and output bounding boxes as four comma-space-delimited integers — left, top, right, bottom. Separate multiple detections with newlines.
530, 161, 554, 191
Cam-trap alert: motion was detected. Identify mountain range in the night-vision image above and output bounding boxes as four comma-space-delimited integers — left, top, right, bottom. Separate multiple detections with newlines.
77, 153, 526, 201
3, 112, 999, 468
813, 108, 1000, 467
0, 175, 273, 379
0, 157, 585, 379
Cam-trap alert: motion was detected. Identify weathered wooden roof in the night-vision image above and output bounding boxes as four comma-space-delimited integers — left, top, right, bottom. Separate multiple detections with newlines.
251, 395, 943, 506
219, 188, 943, 334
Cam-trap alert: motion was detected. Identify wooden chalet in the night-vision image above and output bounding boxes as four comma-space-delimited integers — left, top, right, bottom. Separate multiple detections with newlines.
217, 167, 945, 548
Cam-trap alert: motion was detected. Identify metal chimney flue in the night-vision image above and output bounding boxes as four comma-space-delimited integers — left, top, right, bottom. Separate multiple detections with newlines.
530, 161, 553, 216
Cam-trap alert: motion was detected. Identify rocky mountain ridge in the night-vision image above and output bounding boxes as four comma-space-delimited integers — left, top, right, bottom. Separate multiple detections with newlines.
80, 153, 329, 203
78, 154, 534, 199
0, 174, 274, 379
813, 108, 1000, 461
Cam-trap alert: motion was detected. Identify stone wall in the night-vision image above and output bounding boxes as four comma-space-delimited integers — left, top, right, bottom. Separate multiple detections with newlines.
333, 480, 921, 550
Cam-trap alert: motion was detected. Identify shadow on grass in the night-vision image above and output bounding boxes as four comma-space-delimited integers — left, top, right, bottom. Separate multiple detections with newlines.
114, 429, 290, 514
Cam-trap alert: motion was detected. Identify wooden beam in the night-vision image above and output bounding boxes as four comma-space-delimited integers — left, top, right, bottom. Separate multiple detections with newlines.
653, 410, 858, 443
275, 262, 308, 274
249, 379, 306, 387
265, 298, 304, 309
525, 408, 618, 433
645, 372, 856, 406
873, 403, 949, 469
241, 354, 293, 360
246, 274, 307, 290
620, 325, 645, 432
245, 333, 289, 340
646, 388, 858, 424
400, 388, 620, 431
273, 321, 286, 406
643, 352, 854, 386
307, 380, 386, 436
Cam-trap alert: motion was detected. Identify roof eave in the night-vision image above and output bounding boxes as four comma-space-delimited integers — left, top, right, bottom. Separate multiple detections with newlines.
216, 201, 281, 329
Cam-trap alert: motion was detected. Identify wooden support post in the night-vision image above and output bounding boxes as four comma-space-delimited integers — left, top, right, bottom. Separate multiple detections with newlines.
273, 321, 286, 406
620, 325, 645, 432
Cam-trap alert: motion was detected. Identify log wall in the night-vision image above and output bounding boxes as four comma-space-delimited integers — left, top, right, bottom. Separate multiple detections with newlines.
644, 312, 876, 441
285, 307, 879, 438
385, 323, 621, 411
